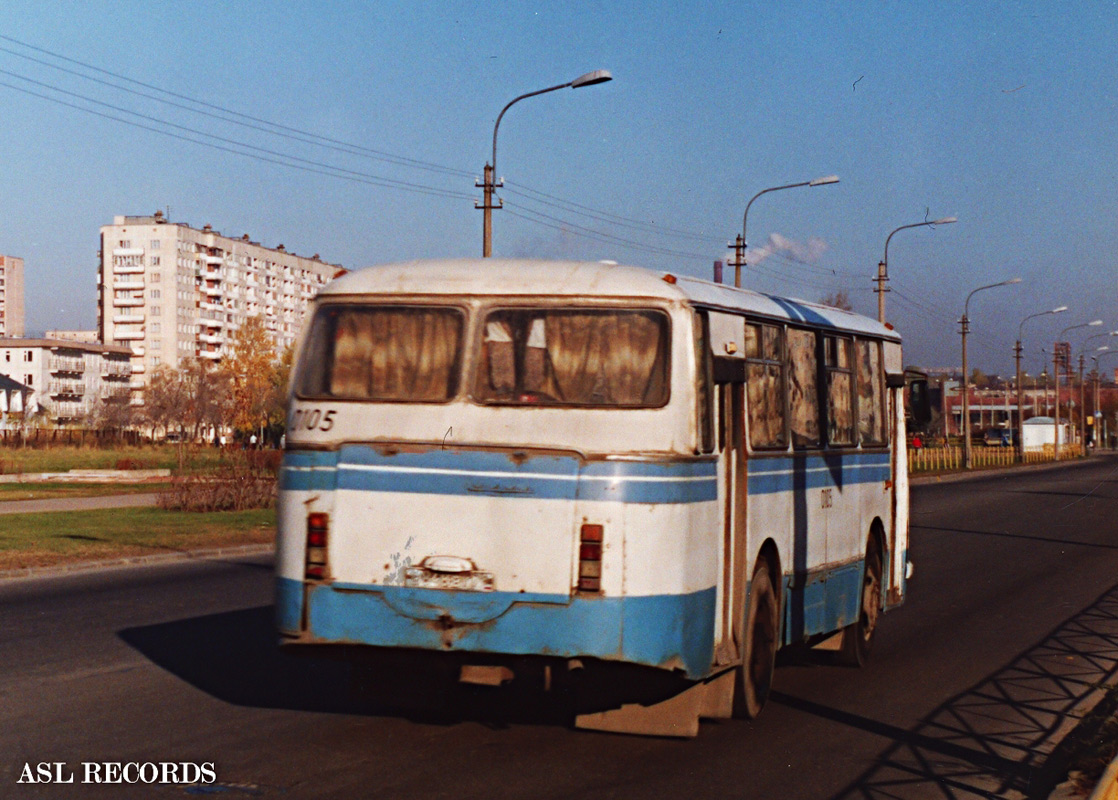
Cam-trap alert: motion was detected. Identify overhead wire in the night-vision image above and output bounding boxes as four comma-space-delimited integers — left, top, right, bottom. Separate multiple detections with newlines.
0, 70, 474, 201
0, 34, 474, 179
0, 33, 891, 293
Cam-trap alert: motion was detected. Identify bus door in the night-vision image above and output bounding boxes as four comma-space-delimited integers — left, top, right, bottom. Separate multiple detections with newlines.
708, 312, 749, 666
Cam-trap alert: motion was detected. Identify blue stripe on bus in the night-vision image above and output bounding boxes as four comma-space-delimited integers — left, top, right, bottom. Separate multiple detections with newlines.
281, 577, 717, 680
280, 448, 717, 504
780, 560, 864, 644
748, 452, 891, 495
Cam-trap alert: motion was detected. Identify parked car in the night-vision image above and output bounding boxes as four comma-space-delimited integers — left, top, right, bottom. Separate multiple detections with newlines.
982, 427, 1014, 447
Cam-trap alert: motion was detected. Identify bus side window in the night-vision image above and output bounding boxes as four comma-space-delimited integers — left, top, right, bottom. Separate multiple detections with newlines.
696, 311, 714, 453
745, 322, 787, 449
787, 328, 821, 448
824, 335, 855, 446
857, 339, 886, 444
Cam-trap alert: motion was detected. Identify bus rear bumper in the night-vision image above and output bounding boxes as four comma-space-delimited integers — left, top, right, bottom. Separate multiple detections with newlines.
276, 577, 716, 680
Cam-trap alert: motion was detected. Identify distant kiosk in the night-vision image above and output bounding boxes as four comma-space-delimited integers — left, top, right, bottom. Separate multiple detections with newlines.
1022, 416, 1071, 450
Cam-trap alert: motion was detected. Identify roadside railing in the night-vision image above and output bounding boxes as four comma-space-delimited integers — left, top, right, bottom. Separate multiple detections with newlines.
908, 444, 1085, 474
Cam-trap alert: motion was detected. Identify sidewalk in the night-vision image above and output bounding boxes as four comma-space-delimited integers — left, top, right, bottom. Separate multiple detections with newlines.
0, 492, 159, 515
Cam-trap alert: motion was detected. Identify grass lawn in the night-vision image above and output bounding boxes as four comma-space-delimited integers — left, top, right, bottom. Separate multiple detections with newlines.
0, 506, 275, 570
0, 445, 238, 475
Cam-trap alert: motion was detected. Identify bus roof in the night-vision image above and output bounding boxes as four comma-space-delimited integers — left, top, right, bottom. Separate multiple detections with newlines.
321, 259, 901, 342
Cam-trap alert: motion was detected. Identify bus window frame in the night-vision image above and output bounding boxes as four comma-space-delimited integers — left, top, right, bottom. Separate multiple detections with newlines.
469, 303, 674, 410
743, 319, 790, 451
855, 337, 888, 447
293, 300, 470, 405
786, 325, 823, 451
823, 333, 857, 448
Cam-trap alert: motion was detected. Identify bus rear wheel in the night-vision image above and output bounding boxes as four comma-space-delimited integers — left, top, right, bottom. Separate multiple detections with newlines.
734, 557, 779, 719
838, 541, 883, 667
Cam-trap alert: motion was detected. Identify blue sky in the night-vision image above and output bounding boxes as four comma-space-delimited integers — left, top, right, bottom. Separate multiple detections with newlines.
0, 1, 1114, 375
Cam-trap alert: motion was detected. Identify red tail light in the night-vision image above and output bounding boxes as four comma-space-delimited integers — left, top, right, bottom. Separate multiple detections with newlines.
578, 524, 604, 593
305, 512, 328, 580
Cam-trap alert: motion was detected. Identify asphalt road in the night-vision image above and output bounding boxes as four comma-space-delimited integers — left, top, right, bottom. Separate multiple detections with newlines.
2, 455, 1117, 799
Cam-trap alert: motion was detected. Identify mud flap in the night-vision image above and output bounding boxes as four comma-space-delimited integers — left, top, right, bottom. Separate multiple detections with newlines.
573, 670, 735, 738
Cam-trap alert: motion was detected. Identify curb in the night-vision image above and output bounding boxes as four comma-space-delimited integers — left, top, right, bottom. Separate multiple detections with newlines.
910, 453, 1108, 486
0, 543, 275, 582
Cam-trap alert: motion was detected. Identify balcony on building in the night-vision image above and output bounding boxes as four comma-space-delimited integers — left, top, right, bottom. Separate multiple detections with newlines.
113, 313, 145, 324
113, 296, 144, 307
47, 355, 84, 374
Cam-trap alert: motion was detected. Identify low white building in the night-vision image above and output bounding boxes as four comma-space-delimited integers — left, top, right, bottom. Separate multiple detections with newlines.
0, 338, 132, 424
1021, 416, 1071, 450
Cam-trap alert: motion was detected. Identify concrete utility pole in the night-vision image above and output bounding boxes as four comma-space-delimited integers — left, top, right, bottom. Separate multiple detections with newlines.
961, 277, 1021, 469
727, 235, 745, 289
478, 69, 612, 257
734, 175, 839, 288
1079, 354, 1087, 448
877, 216, 957, 323
1054, 347, 1062, 458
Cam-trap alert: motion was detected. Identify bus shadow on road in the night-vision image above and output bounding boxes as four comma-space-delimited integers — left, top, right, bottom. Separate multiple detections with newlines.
117, 605, 574, 729
773, 582, 1118, 800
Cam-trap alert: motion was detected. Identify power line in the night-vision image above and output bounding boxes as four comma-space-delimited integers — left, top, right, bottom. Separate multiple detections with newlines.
503, 181, 719, 242
0, 77, 474, 201
0, 33, 474, 179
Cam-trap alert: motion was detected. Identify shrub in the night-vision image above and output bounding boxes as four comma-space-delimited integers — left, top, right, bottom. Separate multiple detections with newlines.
158, 451, 276, 512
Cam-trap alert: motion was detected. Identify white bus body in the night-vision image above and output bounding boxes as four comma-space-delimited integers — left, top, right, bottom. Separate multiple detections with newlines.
276, 259, 910, 735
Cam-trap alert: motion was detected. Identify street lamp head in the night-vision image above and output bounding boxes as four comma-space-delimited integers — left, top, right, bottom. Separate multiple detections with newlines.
1089, 319, 1103, 326
570, 69, 612, 89
1005, 277, 1023, 285
931, 216, 958, 225
1051, 306, 1069, 314
809, 175, 840, 187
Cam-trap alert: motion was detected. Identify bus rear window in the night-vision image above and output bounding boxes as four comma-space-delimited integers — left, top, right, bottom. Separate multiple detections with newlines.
297, 305, 464, 402
476, 309, 669, 407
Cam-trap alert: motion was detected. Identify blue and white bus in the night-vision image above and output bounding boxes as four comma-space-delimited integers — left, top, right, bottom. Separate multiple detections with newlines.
275, 258, 914, 736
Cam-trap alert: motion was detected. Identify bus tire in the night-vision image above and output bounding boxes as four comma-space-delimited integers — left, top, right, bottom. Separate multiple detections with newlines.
734, 557, 779, 719
838, 540, 883, 667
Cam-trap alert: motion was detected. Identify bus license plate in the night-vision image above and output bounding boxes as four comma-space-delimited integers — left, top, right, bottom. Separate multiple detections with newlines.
404, 568, 494, 592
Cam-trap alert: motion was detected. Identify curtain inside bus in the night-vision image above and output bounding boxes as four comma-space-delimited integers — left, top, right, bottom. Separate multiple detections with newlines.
298, 306, 463, 401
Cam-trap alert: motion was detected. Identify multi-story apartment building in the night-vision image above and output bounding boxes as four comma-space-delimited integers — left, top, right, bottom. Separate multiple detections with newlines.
98, 212, 344, 396
0, 338, 132, 423
0, 255, 26, 338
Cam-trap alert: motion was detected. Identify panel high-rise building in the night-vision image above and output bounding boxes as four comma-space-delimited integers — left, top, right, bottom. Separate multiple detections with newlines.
98, 212, 344, 395
0, 255, 26, 338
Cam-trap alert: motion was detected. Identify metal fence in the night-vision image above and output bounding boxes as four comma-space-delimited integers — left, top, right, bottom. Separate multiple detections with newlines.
908, 444, 1086, 473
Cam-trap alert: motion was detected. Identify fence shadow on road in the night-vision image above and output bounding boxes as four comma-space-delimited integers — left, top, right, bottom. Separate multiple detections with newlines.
117, 605, 574, 730
773, 582, 1118, 799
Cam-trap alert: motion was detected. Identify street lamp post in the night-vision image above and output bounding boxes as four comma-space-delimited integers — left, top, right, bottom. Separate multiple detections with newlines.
478, 69, 612, 257
877, 216, 958, 323
727, 175, 840, 288
1015, 306, 1067, 461
1090, 348, 1111, 448
1095, 350, 1118, 448
962, 278, 1022, 468
1054, 320, 1103, 457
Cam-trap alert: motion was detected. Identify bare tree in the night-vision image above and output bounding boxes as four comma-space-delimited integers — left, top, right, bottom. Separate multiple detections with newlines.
819, 290, 854, 311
